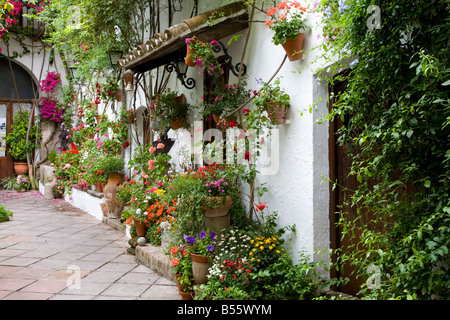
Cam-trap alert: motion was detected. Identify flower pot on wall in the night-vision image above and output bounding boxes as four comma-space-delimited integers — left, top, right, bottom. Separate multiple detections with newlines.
170, 118, 186, 130
13, 162, 28, 175
185, 41, 197, 67
281, 33, 304, 61
265, 103, 288, 125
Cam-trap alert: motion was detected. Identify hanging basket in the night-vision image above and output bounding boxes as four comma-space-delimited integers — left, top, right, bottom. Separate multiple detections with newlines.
281, 33, 305, 61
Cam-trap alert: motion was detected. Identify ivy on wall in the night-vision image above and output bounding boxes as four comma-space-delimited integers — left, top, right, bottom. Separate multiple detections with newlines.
318, 0, 449, 299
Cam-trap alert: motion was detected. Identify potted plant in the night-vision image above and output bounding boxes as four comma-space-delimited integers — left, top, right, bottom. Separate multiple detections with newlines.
247, 77, 291, 127
265, 0, 308, 61
4, 111, 39, 175
153, 89, 192, 133
169, 244, 195, 299
97, 155, 125, 217
185, 37, 223, 76
184, 230, 217, 285
202, 82, 251, 129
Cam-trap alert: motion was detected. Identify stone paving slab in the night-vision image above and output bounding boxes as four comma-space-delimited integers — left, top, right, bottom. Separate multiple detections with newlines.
0, 190, 180, 300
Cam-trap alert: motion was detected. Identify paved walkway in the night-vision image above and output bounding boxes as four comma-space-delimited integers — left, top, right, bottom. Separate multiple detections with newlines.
0, 190, 180, 300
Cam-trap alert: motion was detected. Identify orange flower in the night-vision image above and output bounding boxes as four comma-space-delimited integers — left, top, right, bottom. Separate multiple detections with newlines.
265, 20, 274, 26
267, 7, 278, 16
254, 202, 267, 211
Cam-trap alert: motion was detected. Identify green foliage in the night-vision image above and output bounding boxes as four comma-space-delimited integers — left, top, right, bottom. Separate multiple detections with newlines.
96, 155, 124, 175
0, 176, 18, 190
4, 111, 39, 162
318, 0, 450, 299
152, 89, 192, 134
0, 204, 13, 221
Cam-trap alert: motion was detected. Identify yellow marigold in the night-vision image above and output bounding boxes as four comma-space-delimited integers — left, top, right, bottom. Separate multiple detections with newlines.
276, 250, 280, 254
250, 240, 254, 244
269, 246, 273, 250
249, 252, 253, 256
260, 246, 264, 250
265, 238, 271, 244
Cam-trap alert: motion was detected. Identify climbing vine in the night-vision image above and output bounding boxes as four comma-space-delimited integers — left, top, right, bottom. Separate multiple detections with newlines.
318, 0, 450, 299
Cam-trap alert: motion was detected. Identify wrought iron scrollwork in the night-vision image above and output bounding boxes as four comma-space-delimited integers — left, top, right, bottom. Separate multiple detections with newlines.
165, 62, 196, 90
212, 40, 247, 77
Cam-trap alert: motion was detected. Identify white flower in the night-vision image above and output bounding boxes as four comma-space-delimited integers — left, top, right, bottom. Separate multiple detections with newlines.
136, 208, 141, 215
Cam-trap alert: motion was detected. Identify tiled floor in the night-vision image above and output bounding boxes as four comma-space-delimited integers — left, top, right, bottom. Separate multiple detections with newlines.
0, 190, 180, 300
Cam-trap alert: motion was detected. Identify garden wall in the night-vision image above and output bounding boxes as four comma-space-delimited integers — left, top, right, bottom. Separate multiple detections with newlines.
122, 1, 332, 264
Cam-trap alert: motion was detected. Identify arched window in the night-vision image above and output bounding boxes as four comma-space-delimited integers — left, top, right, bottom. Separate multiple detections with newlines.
0, 58, 38, 100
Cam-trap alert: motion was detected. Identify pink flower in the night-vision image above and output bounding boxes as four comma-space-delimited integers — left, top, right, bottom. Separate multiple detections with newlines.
157, 143, 165, 149
149, 146, 156, 153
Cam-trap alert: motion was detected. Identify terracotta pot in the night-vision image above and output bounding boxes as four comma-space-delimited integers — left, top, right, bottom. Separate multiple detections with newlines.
95, 181, 104, 193
265, 103, 288, 125
179, 290, 194, 300
103, 174, 124, 216
170, 118, 186, 130
133, 218, 147, 237
13, 162, 28, 175
281, 33, 305, 61
115, 89, 123, 102
202, 196, 233, 217
189, 253, 211, 285
185, 38, 198, 67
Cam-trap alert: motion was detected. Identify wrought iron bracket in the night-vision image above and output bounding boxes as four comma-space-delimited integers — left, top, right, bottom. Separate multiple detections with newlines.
213, 40, 247, 77
165, 62, 196, 90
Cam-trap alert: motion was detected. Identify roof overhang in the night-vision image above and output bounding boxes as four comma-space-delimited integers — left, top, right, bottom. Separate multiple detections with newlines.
118, 1, 249, 73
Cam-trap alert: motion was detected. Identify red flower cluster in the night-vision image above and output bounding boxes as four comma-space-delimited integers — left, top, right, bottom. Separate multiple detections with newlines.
219, 258, 252, 286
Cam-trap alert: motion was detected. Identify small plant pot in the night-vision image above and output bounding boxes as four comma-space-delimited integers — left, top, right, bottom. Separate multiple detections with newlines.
133, 218, 147, 237
281, 33, 305, 61
179, 289, 194, 300
189, 253, 211, 285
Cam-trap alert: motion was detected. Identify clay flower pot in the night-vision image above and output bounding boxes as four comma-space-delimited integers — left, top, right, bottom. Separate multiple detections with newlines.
202, 196, 233, 237
104, 173, 124, 217
185, 37, 202, 67
281, 33, 305, 61
265, 102, 288, 125
13, 162, 28, 175
189, 253, 211, 285
133, 218, 147, 237
170, 118, 186, 130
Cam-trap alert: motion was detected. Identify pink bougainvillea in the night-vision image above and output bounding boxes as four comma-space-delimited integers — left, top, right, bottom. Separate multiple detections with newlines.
40, 97, 64, 122
39, 71, 62, 94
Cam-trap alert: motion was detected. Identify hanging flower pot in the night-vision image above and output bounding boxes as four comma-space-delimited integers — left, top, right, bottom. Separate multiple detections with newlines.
281, 33, 305, 61
265, 102, 288, 125
185, 36, 203, 67
170, 118, 186, 130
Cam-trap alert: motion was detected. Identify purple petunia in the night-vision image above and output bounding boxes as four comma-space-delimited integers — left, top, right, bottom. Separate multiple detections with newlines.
207, 245, 214, 252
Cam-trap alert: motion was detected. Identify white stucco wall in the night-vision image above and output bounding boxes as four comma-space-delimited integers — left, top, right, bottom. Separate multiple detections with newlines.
123, 1, 332, 263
